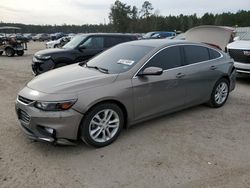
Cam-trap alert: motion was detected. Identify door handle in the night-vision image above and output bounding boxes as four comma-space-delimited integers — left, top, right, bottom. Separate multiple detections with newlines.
176, 73, 185, 78
210, 66, 217, 70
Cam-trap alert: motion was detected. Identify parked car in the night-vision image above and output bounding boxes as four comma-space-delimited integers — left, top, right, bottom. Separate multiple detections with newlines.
46, 36, 71, 48
151, 32, 176, 39
32, 33, 50, 41
23, 33, 35, 41
50, 32, 65, 41
185, 25, 235, 51
16, 39, 236, 147
142, 31, 160, 39
227, 32, 250, 74
32, 33, 138, 75
143, 31, 176, 39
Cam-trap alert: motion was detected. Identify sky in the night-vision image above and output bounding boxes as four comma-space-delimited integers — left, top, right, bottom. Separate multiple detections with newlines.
0, 0, 249, 25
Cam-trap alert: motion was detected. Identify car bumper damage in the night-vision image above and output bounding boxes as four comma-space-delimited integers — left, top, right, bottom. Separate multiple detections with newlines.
15, 96, 83, 145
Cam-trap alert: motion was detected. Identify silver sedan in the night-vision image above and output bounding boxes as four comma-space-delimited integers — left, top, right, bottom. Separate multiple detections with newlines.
16, 40, 236, 147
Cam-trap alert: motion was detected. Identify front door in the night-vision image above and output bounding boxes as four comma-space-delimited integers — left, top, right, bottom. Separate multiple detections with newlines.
132, 46, 186, 121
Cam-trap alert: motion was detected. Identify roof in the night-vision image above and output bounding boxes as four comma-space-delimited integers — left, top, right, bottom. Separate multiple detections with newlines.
125, 39, 189, 48
0, 26, 21, 30
77, 33, 137, 37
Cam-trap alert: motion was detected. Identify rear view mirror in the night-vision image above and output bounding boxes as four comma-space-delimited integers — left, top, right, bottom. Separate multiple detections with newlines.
138, 67, 163, 76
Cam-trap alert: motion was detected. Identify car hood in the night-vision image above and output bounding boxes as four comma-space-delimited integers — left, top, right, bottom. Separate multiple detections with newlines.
185, 25, 235, 51
227, 40, 250, 50
35, 48, 71, 57
27, 64, 118, 94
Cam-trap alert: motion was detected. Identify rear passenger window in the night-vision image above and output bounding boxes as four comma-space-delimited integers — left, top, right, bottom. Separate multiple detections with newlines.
144, 46, 182, 70
209, 48, 221, 59
184, 45, 210, 64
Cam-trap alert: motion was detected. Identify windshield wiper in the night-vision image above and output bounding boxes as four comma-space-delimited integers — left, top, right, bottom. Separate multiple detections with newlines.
85, 63, 109, 74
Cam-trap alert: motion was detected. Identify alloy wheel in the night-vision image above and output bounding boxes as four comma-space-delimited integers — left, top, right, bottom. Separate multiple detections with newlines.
89, 109, 120, 143
214, 82, 228, 105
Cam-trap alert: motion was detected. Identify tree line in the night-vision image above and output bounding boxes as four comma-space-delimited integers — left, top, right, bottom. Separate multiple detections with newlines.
0, 0, 250, 34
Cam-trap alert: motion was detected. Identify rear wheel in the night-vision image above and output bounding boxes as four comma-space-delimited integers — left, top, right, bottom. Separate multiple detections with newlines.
208, 78, 229, 108
16, 50, 24, 56
5, 48, 15, 57
0, 51, 3, 56
80, 103, 124, 147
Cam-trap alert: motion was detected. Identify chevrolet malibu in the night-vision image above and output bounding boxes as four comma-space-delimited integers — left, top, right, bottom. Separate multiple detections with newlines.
16, 40, 236, 147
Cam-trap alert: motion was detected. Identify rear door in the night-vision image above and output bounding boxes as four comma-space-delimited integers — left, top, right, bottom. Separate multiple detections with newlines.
132, 46, 187, 121
181, 45, 222, 105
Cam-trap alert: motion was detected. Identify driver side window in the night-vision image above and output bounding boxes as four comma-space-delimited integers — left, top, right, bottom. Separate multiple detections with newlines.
144, 46, 182, 70
82, 37, 104, 49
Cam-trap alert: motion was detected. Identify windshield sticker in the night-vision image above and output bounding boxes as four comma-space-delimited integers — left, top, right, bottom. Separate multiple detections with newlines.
117, 59, 135, 66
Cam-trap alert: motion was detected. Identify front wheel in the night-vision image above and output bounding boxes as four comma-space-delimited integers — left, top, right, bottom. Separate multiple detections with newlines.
5, 48, 15, 57
80, 103, 124, 147
208, 78, 229, 108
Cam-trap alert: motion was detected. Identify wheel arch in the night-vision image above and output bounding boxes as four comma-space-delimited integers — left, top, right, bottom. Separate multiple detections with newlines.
4, 46, 14, 51
86, 99, 128, 127
77, 99, 129, 140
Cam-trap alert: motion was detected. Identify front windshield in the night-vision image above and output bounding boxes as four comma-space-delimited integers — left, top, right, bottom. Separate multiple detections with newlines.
63, 35, 86, 49
85, 43, 153, 74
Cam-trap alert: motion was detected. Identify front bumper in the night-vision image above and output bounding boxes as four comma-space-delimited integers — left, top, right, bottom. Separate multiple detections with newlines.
15, 97, 83, 145
234, 61, 250, 74
32, 57, 55, 75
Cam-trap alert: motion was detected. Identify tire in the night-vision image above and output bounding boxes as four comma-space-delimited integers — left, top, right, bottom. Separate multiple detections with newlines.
208, 78, 229, 108
0, 51, 3, 56
5, 48, 15, 57
80, 103, 124, 147
16, 50, 24, 56
54, 44, 59, 48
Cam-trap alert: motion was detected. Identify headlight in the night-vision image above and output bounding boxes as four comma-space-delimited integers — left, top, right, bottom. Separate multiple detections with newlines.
37, 55, 51, 60
34, 99, 77, 111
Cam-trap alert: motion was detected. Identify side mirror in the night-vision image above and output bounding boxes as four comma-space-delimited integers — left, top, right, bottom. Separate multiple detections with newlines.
79, 45, 86, 51
233, 36, 240, 41
137, 67, 163, 76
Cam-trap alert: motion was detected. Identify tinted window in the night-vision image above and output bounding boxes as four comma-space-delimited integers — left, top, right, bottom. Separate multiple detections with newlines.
209, 48, 221, 59
104, 37, 128, 48
184, 45, 210, 64
63, 35, 87, 49
85, 44, 153, 74
82, 37, 104, 49
144, 46, 182, 70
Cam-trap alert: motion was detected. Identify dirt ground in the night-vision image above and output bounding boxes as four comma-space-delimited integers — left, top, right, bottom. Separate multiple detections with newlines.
0, 42, 250, 188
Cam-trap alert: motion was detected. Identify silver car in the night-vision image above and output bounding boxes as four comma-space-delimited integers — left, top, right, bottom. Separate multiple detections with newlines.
16, 40, 236, 147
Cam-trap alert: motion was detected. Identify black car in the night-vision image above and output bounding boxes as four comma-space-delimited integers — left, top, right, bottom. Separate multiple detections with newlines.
32, 33, 138, 75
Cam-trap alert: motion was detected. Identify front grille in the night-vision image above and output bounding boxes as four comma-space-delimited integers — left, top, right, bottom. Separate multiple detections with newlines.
18, 96, 34, 105
18, 109, 31, 123
228, 49, 250, 64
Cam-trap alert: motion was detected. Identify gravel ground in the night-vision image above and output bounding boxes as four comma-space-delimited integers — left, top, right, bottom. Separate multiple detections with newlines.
0, 42, 250, 188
